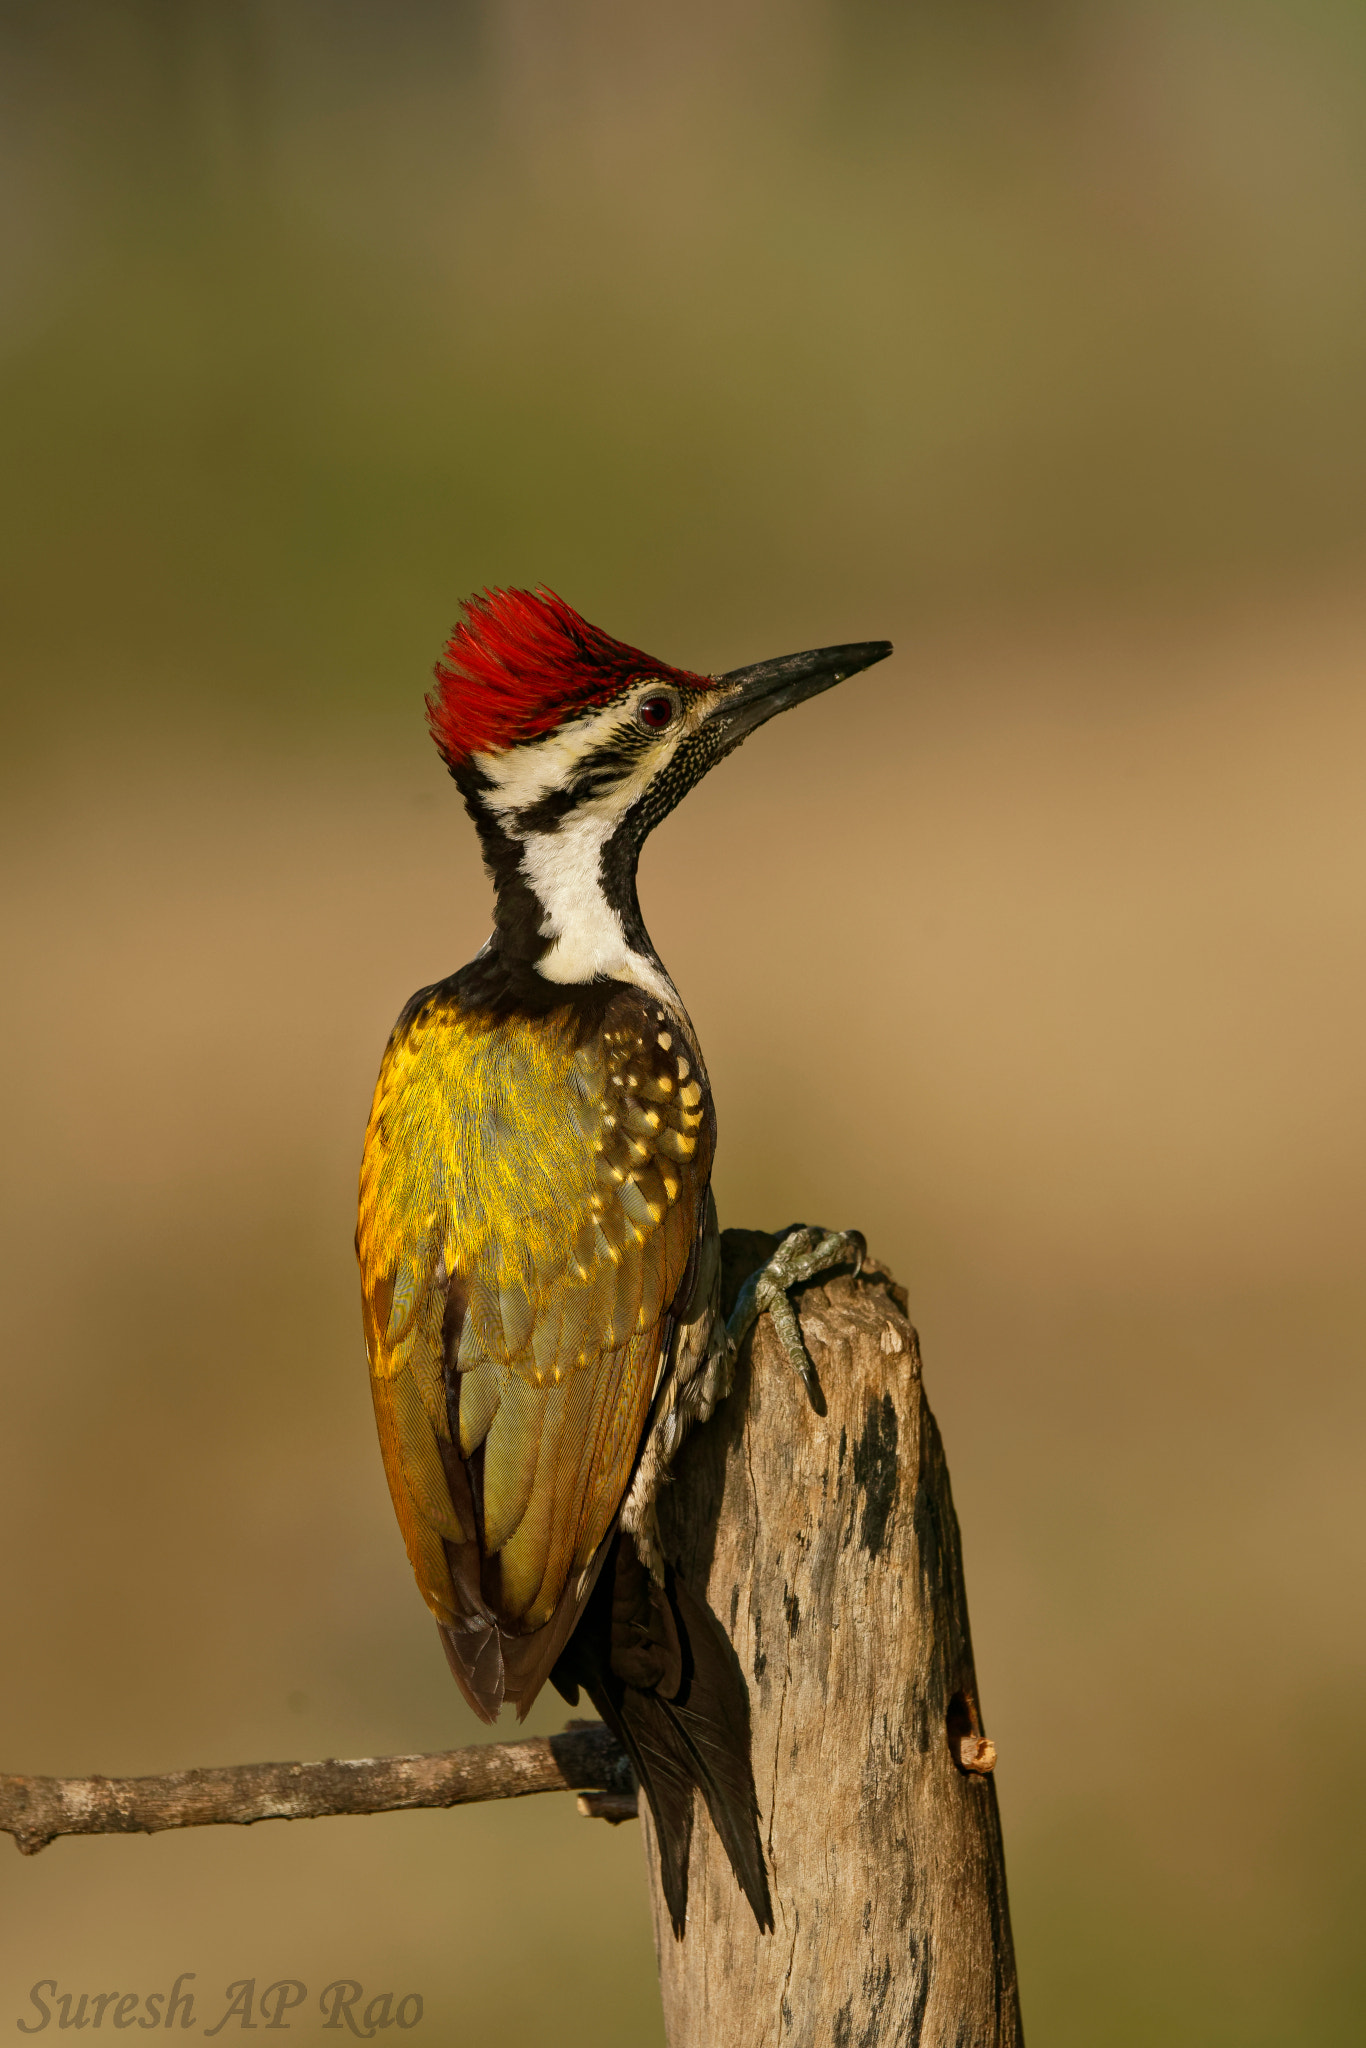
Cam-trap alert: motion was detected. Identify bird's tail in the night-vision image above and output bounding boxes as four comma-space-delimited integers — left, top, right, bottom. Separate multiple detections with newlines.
552, 1531, 772, 1939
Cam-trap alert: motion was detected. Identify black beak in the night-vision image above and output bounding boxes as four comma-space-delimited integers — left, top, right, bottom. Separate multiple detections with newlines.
708, 639, 893, 750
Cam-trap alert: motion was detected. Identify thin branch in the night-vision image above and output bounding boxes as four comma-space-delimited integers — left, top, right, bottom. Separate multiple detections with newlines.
1, 1721, 635, 1857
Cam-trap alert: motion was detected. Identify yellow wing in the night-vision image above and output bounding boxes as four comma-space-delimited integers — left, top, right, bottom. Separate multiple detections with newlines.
356, 977, 712, 1714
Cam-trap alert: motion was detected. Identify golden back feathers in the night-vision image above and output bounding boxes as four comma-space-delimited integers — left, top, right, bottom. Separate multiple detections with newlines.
356, 979, 712, 1660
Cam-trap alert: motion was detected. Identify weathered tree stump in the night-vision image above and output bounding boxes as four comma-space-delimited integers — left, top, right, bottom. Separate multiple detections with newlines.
643, 1231, 1022, 2047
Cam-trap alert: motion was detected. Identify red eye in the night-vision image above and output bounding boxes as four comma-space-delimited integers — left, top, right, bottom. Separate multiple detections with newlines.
638, 693, 677, 731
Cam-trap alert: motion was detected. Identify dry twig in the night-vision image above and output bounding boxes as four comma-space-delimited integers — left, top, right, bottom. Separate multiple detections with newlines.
1, 1720, 634, 1857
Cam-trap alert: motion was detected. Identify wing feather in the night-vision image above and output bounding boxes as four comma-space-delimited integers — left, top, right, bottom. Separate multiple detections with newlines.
555, 1280, 594, 1372
357, 980, 715, 1717
457, 1360, 501, 1457
530, 1287, 567, 1380
389, 1365, 468, 1543
496, 1377, 572, 1618
481, 1369, 545, 1553
605, 1242, 646, 1348
497, 1279, 535, 1359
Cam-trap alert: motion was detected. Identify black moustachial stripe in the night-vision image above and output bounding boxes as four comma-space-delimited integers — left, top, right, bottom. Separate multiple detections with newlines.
452, 708, 700, 1001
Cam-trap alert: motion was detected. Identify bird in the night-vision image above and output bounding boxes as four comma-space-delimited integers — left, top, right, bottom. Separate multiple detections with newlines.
356, 587, 891, 1934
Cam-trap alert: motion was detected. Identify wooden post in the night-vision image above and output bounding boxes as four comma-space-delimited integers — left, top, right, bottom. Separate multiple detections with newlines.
644, 1231, 1022, 2046
1, 1229, 1021, 2045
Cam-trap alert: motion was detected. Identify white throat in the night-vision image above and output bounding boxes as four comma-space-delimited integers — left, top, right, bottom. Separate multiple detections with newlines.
473, 713, 685, 1012
518, 813, 679, 1010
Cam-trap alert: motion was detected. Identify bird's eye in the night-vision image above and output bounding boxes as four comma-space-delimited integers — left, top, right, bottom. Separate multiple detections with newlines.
637, 692, 678, 732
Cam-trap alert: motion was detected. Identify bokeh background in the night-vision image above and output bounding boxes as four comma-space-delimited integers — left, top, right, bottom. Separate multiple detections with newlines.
2, 3, 1365, 2041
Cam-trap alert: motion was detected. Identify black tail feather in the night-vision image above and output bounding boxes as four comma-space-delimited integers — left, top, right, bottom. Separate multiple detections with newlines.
614, 1688, 699, 1935
664, 1573, 772, 1931
551, 1532, 772, 1938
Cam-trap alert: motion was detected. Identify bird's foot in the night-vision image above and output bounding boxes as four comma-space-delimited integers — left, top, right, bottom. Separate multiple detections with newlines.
725, 1226, 866, 1416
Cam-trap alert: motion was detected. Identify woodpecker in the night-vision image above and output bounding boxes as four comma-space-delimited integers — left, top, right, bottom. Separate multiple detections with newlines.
356, 588, 890, 1934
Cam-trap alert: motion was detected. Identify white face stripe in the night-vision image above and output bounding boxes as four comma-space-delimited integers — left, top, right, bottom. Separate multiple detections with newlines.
470, 687, 696, 1010
474, 696, 654, 814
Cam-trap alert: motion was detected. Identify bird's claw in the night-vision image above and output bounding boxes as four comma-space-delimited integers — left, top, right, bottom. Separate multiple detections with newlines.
725, 1226, 866, 1415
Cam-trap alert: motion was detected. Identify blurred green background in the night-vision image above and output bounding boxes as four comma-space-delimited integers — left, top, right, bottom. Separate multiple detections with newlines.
2, 2, 1365, 2040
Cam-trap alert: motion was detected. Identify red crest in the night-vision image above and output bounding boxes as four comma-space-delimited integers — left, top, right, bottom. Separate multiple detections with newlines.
426, 587, 711, 766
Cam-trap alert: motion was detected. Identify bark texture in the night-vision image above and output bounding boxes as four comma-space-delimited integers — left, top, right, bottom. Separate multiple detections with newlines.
643, 1231, 1021, 2048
